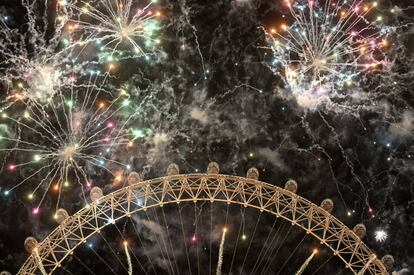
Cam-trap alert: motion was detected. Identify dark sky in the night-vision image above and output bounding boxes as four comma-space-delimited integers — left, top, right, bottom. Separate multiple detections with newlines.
0, 0, 413, 274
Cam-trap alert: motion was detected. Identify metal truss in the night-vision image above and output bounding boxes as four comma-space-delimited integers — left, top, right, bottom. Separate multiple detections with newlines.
18, 173, 387, 274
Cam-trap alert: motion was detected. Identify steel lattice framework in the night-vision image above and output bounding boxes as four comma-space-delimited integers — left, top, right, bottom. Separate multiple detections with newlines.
18, 173, 387, 274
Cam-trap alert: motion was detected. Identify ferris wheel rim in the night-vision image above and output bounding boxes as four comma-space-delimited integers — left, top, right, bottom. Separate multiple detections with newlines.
18, 173, 387, 275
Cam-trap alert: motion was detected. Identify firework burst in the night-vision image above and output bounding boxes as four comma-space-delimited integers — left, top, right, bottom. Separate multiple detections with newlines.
60, 0, 162, 59
374, 229, 388, 242
0, 0, 75, 104
0, 0, 161, 211
266, 0, 391, 109
0, 70, 135, 211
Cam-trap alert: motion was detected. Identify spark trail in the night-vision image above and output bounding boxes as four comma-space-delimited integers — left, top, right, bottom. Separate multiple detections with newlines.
216, 227, 227, 275
295, 249, 317, 275
124, 241, 133, 275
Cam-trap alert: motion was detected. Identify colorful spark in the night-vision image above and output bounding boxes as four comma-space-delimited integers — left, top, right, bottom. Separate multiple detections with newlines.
0, 1, 75, 104
266, 0, 391, 109
61, 0, 161, 59
0, 71, 135, 210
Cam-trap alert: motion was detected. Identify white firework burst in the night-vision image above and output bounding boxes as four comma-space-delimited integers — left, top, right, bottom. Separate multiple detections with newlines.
374, 229, 388, 242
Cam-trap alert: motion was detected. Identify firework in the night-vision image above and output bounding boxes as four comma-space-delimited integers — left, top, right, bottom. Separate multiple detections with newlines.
0, 0, 159, 212
216, 227, 227, 275
374, 229, 388, 242
295, 249, 317, 275
123, 241, 133, 275
0, 0, 75, 104
60, 0, 162, 59
0, 71, 135, 211
266, 0, 390, 108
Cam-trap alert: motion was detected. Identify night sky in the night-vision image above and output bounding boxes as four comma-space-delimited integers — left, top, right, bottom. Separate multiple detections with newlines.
0, 0, 413, 274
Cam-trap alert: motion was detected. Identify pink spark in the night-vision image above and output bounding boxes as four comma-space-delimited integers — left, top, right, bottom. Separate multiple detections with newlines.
316, 86, 327, 95
68, 76, 76, 83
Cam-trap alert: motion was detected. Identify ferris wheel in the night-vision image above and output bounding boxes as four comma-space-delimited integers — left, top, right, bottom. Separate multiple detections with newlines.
12, 162, 394, 275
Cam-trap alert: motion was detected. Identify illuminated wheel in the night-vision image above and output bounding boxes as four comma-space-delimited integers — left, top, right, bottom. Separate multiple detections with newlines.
17, 163, 392, 275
